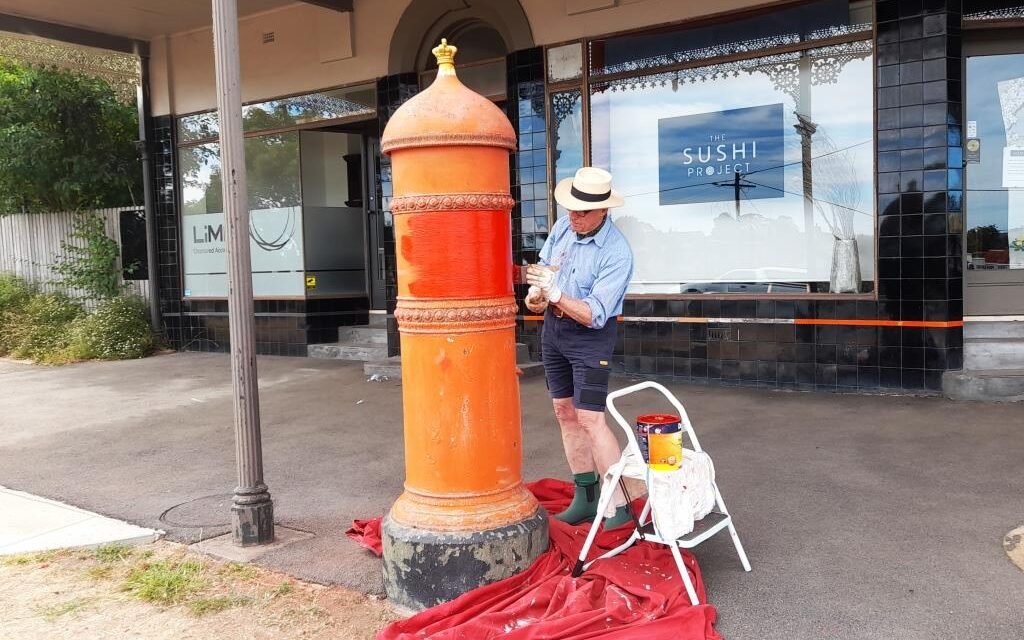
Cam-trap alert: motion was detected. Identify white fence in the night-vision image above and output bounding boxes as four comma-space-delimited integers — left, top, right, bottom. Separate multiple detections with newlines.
0, 207, 151, 308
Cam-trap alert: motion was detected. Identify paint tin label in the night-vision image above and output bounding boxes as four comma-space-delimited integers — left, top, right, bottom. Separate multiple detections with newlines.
636, 414, 680, 464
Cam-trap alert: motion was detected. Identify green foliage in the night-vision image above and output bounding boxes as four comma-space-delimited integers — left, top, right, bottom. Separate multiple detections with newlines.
0, 59, 140, 213
0, 272, 34, 313
0, 274, 155, 363
53, 211, 126, 300
0, 291, 82, 361
65, 295, 155, 360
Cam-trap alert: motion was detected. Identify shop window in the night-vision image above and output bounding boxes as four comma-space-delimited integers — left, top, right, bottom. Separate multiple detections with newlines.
547, 42, 583, 83
549, 89, 584, 219
179, 133, 304, 297
590, 41, 875, 295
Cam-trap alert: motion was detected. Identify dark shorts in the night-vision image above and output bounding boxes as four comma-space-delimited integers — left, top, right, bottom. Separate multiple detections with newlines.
541, 310, 617, 412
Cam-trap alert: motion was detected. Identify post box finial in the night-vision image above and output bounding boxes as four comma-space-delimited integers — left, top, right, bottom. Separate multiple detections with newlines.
432, 38, 457, 76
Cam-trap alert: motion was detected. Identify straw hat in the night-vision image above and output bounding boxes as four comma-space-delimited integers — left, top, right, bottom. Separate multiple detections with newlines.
554, 167, 624, 211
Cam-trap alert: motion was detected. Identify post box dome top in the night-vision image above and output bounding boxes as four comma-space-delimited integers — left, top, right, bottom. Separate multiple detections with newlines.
380, 39, 516, 155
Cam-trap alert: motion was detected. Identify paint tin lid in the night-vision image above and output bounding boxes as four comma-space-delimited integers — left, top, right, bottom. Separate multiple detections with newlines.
637, 414, 680, 425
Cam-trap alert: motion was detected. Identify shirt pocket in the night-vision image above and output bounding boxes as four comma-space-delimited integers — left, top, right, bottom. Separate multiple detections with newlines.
572, 264, 598, 297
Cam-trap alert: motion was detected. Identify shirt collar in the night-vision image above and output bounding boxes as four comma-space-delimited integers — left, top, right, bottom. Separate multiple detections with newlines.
574, 215, 610, 247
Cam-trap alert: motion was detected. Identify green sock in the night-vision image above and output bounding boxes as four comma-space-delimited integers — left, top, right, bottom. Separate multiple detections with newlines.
554, 472, 599, 524
604, 504, 633, 529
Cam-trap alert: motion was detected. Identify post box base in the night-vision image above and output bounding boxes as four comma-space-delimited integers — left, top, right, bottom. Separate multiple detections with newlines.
381, 507, 549, 611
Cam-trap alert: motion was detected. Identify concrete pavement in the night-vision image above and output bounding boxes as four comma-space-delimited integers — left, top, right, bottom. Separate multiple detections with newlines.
0, 353, 1021, 639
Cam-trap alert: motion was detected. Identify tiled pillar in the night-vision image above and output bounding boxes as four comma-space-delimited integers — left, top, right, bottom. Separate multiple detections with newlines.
150, 115, 184, 349
875, 0, 964, 391
376, 73, 420, 357
505, 47, 546, 361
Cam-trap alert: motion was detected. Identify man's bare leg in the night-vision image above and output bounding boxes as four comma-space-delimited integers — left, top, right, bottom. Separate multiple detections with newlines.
551, 398, 599, 523
575, 408, 627, 517
553, 398, 593, 473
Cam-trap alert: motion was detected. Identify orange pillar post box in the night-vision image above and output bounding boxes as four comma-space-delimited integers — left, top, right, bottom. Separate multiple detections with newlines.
379, 40, 548, 610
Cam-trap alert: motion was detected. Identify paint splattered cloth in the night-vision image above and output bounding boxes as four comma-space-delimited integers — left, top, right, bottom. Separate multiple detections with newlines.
345, 478, 722, 640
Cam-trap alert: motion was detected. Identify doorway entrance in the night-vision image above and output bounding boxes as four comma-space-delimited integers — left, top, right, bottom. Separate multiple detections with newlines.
300, 122, 386, 312
964, 31, 1024, 315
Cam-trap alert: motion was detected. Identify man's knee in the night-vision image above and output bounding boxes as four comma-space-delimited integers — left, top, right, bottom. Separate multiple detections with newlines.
552, 398, 578, 424
575, 408, 608, 435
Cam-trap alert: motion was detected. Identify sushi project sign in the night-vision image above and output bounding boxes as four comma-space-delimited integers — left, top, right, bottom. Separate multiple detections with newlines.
657, 103, 786, 206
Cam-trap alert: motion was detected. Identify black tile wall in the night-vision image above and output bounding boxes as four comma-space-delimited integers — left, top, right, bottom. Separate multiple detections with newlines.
507, 47, 547, 361
376, 73, 419, 357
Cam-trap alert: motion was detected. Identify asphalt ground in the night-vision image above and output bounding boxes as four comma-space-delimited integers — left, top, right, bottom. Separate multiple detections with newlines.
0, 352, 1021, 639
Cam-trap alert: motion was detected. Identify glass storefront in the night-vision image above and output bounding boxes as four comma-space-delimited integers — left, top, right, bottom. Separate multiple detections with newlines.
591, 43, 875, 295
549, 0, 876, 296
176, 83, 376, 299
179, 134, 304, 297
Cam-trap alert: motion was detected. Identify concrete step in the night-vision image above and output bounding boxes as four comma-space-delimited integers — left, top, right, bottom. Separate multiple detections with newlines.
307, 342, 389, 361
516, 342, 530, 362
338, 326, 388, 344
963, 338, 1024, 370
943, 369, 1024, 402
364, 356, 402, 379
964, 320, 1024, 340
367, 313, 388, 329
362, 359, 545, 381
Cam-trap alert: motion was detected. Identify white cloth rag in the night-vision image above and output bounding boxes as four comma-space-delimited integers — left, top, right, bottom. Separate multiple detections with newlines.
646, 449, 716, 539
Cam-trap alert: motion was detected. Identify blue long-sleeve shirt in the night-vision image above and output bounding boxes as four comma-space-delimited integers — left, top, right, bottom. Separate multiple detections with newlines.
538, 215, 634, 329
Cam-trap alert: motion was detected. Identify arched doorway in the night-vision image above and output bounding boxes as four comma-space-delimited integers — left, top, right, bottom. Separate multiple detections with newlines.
388, 0, 534, 76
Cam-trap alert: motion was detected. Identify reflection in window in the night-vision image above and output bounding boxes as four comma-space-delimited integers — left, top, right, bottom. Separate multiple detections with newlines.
590, 42, 875, 294
587, 0, 870, 77
965, 53, 1024, 270
176, 84, 376, 143
178, 133, 305, 297
550, 89, 583, 219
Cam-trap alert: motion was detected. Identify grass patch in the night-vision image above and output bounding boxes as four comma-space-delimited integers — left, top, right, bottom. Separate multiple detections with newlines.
272, 580, 293, 597
1, 550, 61, 566
38, 597, 92, 622
121, 558, 206, 605
86, 565, 114, 580
188, 594, 253, 617
219, 562, 258, 580
94, 543, 133, 564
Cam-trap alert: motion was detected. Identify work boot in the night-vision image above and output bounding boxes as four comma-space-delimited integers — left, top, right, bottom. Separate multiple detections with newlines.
554, 472, 599, 524
603, 504, 633, 529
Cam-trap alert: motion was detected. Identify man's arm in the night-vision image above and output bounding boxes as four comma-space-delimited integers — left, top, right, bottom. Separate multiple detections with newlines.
550, 295, 592, 326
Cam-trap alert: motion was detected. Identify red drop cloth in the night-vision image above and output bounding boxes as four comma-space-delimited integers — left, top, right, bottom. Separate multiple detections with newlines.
345, 478, 721, 640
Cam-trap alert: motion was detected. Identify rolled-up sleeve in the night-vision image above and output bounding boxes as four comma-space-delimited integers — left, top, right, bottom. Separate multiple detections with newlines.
584, 248, 633, 329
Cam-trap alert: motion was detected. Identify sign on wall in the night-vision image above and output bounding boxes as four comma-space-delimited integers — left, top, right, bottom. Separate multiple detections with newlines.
657, 103, 786, 206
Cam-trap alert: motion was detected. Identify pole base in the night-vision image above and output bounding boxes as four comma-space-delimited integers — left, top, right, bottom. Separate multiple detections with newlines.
381, 507, 549, 611
231, 499, 274, 546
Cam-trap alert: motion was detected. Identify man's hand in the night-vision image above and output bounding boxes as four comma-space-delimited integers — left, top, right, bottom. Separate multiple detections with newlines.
526, 265, 562, 303
524, 285, 548, 314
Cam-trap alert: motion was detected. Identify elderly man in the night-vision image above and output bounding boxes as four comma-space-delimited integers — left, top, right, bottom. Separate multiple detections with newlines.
525, 167, 634, 528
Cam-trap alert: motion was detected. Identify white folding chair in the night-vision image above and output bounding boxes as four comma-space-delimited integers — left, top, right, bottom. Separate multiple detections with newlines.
570, 381, 751, 606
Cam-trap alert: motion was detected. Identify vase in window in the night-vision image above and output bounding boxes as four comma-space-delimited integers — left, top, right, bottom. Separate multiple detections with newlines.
830, 236, 860, 293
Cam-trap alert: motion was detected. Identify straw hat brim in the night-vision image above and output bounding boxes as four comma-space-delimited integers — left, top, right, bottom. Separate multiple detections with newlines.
554, 177, 624, 211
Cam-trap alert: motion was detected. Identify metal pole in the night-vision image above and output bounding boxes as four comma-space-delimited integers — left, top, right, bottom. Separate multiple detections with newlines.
134, 48, 161, 334
211, 0, 274, 546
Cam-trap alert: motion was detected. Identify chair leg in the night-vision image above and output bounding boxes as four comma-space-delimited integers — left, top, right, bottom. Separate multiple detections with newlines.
572, 467, 623, 578
727, 521, 752, 572
669, 543, 700, 606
